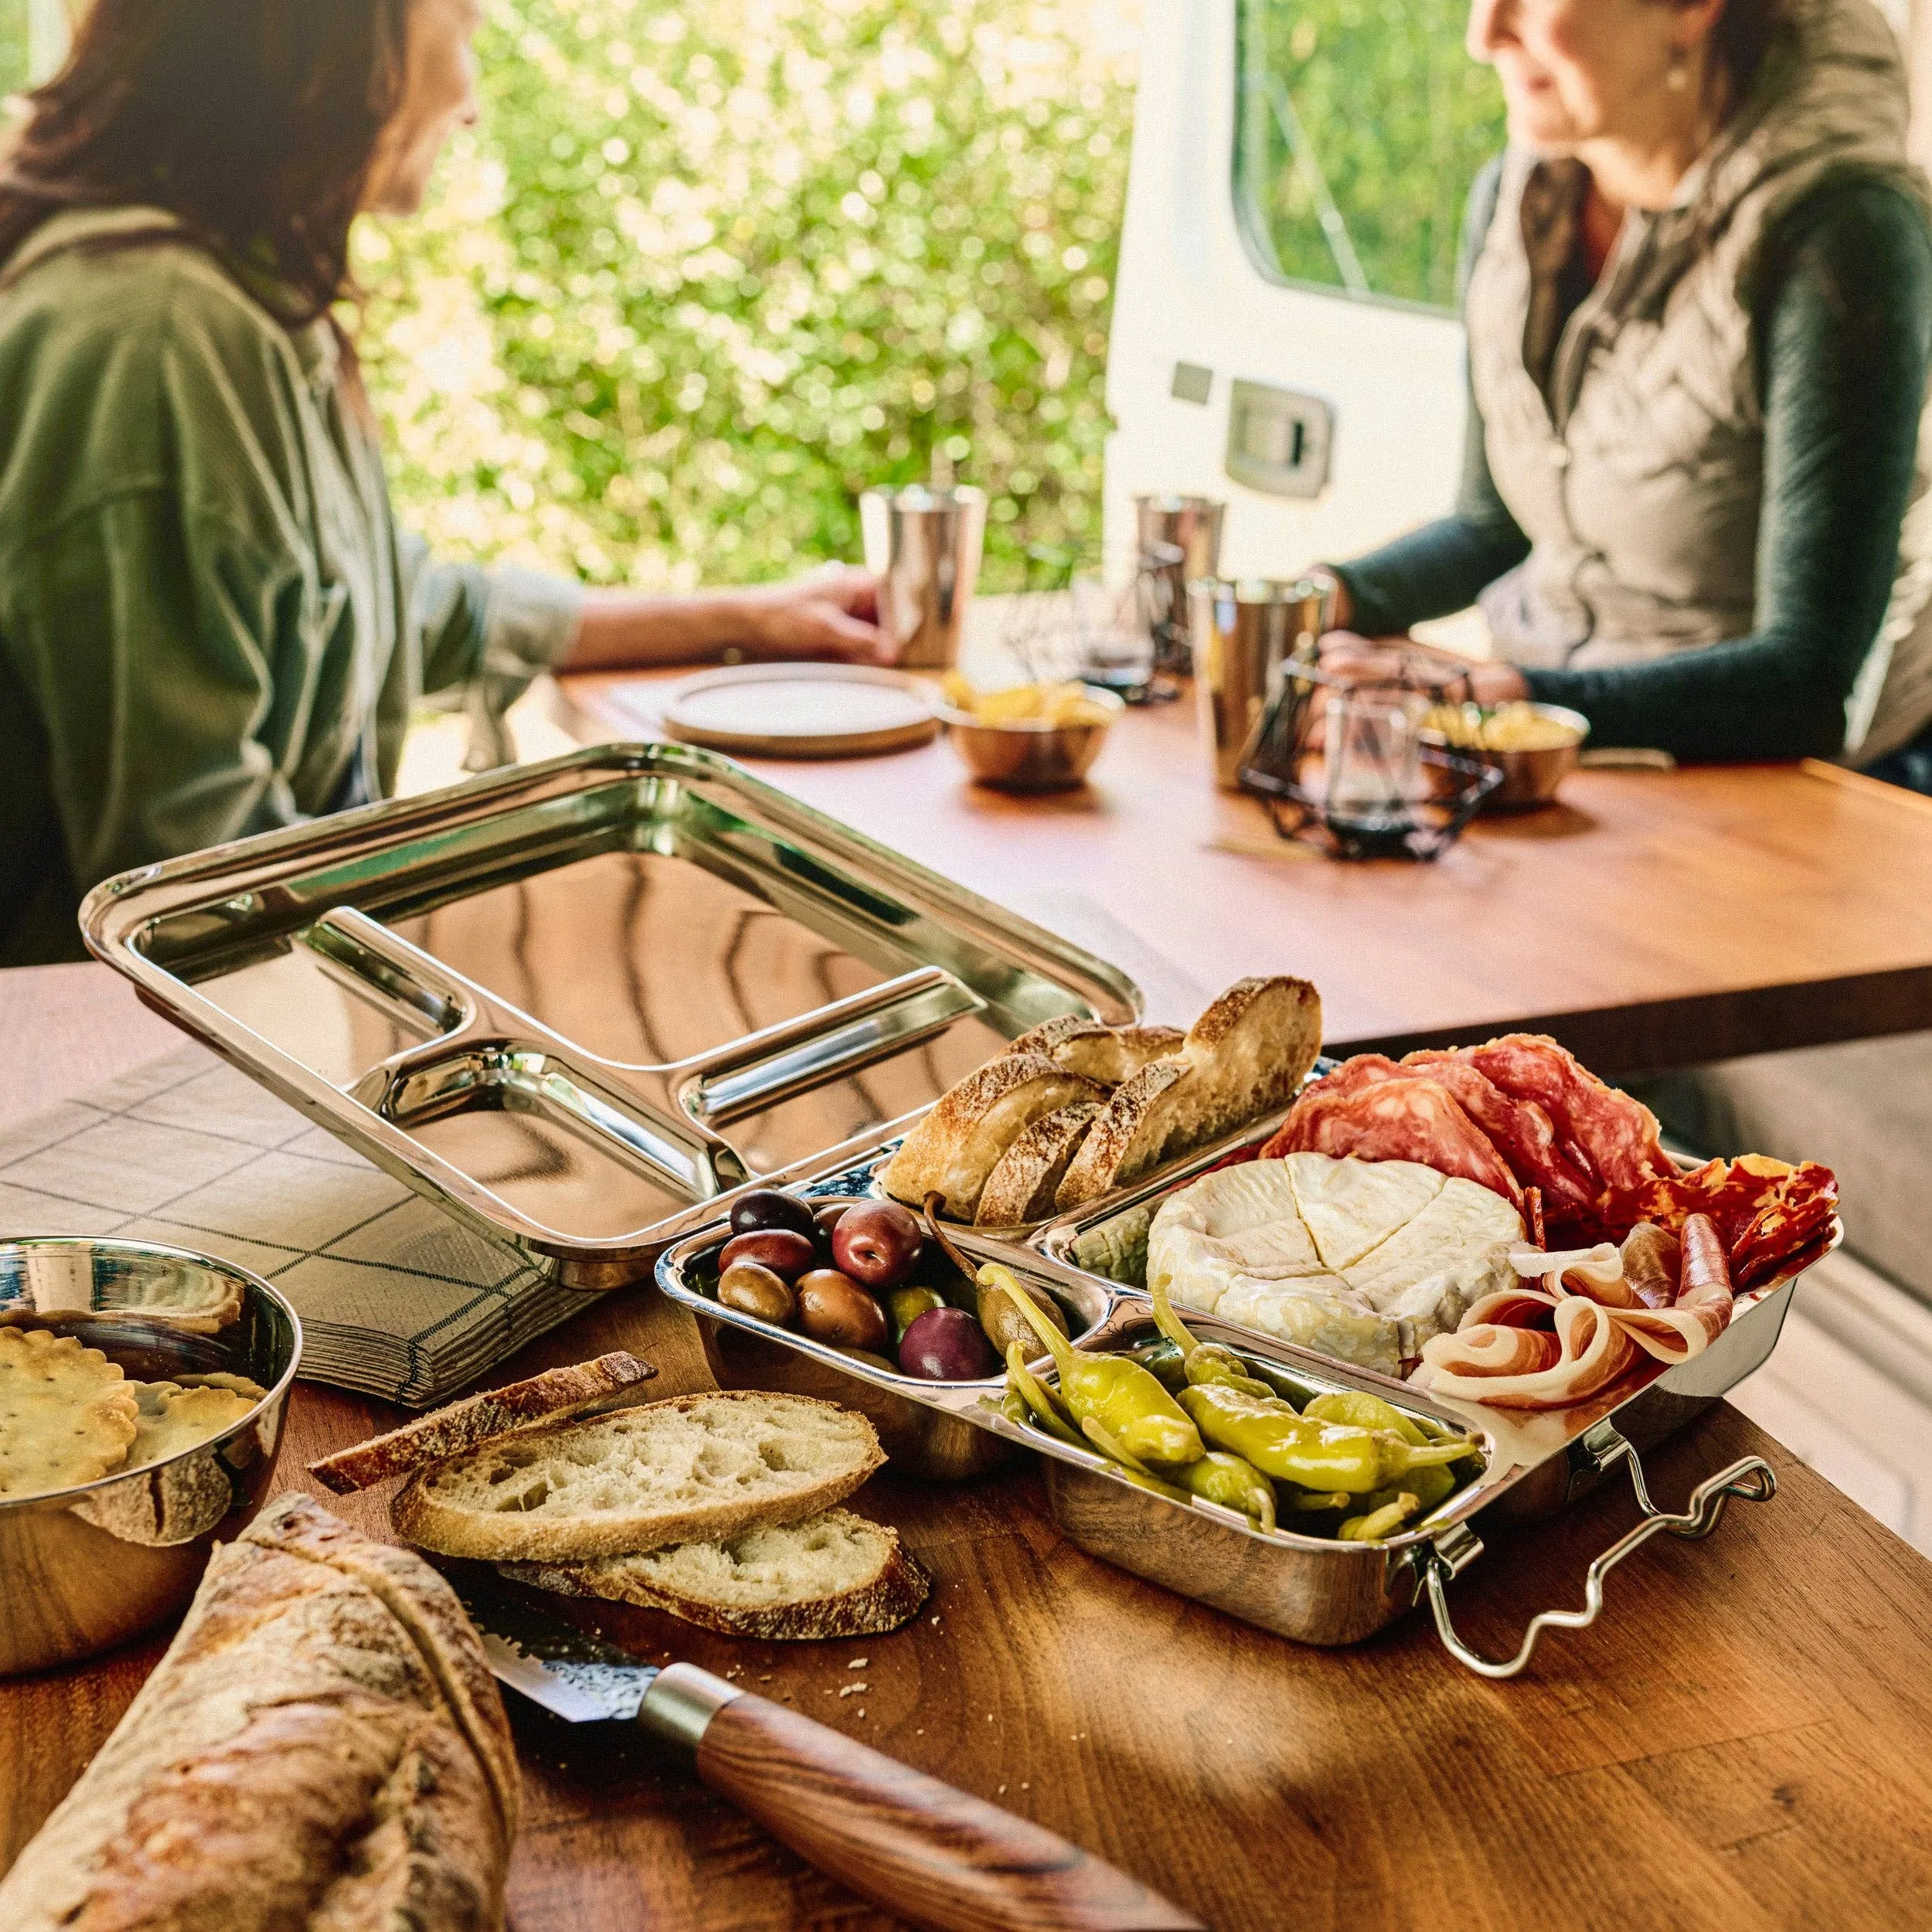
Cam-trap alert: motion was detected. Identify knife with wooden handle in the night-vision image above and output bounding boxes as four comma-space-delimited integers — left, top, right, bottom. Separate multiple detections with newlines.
453, 1573, 1201, 1932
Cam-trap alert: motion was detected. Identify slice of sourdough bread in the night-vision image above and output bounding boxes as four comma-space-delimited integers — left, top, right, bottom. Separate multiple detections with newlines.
502, 1507, 930, 1640
879, 1053, 1104, 1219
975, 1100, 1100, 1226
1055, 977, 1323, 1209
391, 1391, 883, 1563
311, 1352, 655, 1495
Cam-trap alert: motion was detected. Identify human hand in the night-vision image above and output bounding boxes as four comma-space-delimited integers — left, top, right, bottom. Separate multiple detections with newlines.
1317, 631, 1528, 705
737, 566, 891, 663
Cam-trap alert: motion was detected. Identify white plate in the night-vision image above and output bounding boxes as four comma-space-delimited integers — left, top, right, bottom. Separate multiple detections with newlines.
661, 662, 940, 758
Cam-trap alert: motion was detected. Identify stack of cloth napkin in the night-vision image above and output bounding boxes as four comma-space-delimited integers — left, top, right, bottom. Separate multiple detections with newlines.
0, 1045, 583, 1406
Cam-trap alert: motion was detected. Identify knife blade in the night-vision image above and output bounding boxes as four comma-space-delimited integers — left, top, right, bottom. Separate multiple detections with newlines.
451, 1573, 1202, 1932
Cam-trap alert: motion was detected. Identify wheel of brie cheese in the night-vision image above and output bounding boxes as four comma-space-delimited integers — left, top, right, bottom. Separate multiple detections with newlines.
1146, 1155, 1523, 1376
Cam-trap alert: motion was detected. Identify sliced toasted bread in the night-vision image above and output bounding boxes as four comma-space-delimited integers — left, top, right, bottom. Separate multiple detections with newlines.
1054, 978, 1323, 1209
975, 1101, 1101, 1226
501, 1507, 930, 1640
1053, 1060, 1192, 1209
310, 1352, 655, 1495
1179, 976, 1323, 1129
390, 1391, 883, 1563
879, 1053, 1104, 1219
1010, 1019, 1188, 1087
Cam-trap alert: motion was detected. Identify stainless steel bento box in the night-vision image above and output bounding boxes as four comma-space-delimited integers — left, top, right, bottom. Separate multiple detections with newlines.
79, 744, 1144, 1290
659, 1144, 1824, 1675
0, 1238, 301, 1675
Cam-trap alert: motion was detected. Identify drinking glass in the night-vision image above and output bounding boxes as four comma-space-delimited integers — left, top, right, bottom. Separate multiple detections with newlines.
1322, 693, 1423, 842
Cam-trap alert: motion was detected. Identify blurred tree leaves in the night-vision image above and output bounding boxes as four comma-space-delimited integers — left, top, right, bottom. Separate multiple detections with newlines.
1239, 0, 1503, 308
357, 0, 1139, 591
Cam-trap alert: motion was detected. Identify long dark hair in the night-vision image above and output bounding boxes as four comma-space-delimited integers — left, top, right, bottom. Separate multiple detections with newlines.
0, 0, 409, 327
1709, 0, 1797, 111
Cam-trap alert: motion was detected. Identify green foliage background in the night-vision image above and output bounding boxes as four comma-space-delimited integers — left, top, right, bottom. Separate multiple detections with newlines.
0, 1, 29, 99
5, 1, 1496, 590
358, 0, 1140, 592
1239, 0, 1504, 308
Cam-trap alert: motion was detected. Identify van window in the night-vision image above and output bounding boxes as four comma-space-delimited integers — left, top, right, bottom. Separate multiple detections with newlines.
1234, 2, 1505, 311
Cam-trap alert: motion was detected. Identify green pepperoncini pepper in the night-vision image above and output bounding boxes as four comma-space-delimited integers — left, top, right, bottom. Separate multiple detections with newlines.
986, 1263, 1203, 1466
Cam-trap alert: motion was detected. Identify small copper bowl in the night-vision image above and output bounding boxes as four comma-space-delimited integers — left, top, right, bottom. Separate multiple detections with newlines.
938, 687, 1124, 792
1420, 702, 1590, 812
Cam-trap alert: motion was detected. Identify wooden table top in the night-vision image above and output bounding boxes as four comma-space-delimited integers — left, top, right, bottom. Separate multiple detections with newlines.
9, 964, 1932, 1930
562, 666, 1932, 1079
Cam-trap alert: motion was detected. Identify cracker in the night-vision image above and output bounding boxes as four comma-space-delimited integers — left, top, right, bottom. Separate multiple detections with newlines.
126, 1382, 259, 1470
0, 1329, 139, 1498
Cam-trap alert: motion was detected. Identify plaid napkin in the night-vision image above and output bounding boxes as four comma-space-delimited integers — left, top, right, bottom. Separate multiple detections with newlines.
0, 1046, 583, 1407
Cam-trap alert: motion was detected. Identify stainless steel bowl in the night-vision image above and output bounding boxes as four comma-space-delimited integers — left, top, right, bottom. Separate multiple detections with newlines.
1420, 701, 1590, 811
938, 687, 1124, 791
0, 1238, 301, 1675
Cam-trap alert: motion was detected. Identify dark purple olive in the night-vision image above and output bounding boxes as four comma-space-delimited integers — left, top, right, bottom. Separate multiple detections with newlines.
730, 1188, 817, 1239
716, 1260, 796, 1325
812, 1201, 852, 1242
719, 1229, 816, 1281
899, 1305, 998, 1382
795, 1269, 890, 1351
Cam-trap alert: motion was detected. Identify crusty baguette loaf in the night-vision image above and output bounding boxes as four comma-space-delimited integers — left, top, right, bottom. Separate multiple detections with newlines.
879, 1053, 1104, 1219
502, 1507, 930, 1640
310, 1352, 655, 1494
0, 1492, 517, 1932
975, 1101, 1101, 1226
1055, 977, 1322, 1209
392, 1390, 884, 1563
1011, 1019, 1186, 1087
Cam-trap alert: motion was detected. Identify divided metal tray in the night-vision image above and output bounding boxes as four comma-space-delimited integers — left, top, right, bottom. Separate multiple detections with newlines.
80, 744, 1143, 1286
658, 1131, 1829, 1674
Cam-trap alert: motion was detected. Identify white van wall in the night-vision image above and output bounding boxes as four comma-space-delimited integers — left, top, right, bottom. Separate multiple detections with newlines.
1104, 0, 1471, 587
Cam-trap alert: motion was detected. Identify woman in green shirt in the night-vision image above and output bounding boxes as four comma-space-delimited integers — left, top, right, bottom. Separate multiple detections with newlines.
1313, 0, 1932, 773
0, 0, 887, 964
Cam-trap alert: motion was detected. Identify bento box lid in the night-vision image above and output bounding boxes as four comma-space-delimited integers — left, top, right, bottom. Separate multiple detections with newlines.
81, 743, 1141, 1281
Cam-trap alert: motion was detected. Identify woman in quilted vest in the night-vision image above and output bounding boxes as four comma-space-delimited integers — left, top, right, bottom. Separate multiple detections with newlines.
1317, 0, 1932, 775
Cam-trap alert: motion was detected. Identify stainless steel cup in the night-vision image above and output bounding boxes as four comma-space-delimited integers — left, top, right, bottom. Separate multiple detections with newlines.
859, 485, 988, 670
1135, 496, 1226, 676
1188, 576, 1329, 791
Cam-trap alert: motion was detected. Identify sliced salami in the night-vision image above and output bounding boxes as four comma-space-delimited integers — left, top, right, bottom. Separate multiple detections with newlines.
1264, 1077, 1524, 1206
1400, 1048, 1598, 1218
1456, 1034, 1671, 1199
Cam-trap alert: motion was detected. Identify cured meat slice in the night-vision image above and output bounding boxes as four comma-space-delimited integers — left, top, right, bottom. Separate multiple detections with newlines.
1456, 1034, 1671, 1199
1611, 1213, 1733, 1363
1265, 1079, 1524, 1207
1420, 1295, 1641, 1410
1401, 1049, 1598, 1217
1619, 1222, 1681, 1310
1417, 1212, 1736, 1408
1622, 1155, 1838, 1287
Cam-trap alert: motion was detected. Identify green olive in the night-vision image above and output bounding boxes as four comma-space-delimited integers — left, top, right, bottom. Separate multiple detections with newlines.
977, 1276, 1070, 1355
717, 1260, 796, 1325
886, 1285, 946, 1343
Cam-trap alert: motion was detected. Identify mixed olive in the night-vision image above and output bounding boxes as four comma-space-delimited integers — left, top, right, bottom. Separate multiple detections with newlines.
708, 1189, 1044, 1382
